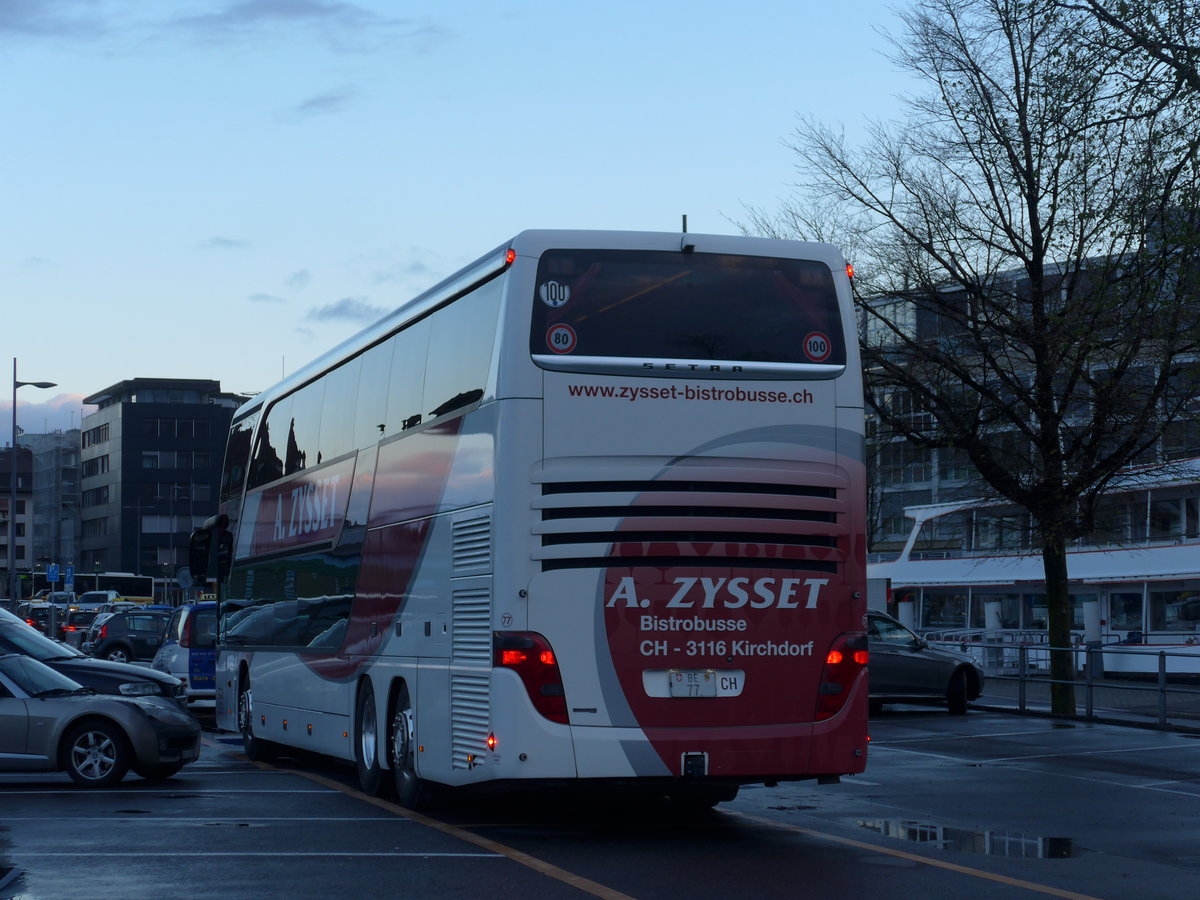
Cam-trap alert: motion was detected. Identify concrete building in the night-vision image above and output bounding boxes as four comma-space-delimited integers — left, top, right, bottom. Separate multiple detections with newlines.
79, 379, 249, 590
0, 446, 34, 597
23, 430, 82, 573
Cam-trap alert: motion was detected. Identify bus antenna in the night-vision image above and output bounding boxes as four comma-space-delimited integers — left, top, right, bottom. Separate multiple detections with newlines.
682, 214, 688, 233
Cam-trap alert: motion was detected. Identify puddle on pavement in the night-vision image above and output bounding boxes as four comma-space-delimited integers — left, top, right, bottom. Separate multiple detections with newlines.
857, 819, 1075, 858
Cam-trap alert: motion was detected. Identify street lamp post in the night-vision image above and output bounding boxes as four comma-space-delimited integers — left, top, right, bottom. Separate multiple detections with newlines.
7, 359, 56, 600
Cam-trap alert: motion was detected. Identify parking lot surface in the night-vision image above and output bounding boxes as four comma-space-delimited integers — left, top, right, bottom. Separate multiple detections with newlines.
3, 707, 1198, 899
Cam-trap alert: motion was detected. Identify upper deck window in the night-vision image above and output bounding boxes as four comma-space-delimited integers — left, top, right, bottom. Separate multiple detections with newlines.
528, 249, 845, 372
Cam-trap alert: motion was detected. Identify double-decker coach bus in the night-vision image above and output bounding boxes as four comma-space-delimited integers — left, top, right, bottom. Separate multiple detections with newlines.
199, 229, 869, 809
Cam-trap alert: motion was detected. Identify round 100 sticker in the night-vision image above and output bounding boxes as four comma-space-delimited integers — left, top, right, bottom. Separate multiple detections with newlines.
803, 332, 832, 363
546, 323, 578, 354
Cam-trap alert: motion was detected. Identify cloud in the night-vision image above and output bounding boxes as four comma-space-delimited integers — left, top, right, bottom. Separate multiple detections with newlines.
249, 292, 286, 304
201, 236, 250, 250
1, 393, 94, 444
168, 1, 450, 54
286, 270, 311, 290
0, 0, 107, 40
307, 296, 387, 323
277, 86, 357, 122
372, 258, 434, 285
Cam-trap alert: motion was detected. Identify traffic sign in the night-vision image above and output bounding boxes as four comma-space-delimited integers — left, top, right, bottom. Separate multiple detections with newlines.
65, 564, 74, 589
47, 563, 60, 584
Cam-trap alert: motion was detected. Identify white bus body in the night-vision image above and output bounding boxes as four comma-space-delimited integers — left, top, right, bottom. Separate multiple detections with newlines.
208, 230, 868, 805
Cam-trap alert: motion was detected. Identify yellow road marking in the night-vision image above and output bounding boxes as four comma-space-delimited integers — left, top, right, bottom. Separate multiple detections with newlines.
267, 763, 638, 900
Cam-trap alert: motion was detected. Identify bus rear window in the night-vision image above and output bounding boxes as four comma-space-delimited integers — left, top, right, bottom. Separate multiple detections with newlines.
528, 249, 845, 372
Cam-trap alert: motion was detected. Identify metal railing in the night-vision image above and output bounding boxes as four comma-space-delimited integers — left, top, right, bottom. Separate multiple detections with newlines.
927, 638, 1200, 731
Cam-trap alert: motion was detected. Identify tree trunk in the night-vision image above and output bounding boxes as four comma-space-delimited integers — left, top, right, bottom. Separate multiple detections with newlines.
1042, 531, 1077, 715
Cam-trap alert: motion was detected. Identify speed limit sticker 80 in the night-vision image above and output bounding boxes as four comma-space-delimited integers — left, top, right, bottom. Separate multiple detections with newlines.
546, 323, 578, 354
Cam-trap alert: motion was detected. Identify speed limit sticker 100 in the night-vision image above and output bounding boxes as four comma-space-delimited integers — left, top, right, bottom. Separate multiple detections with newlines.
803, 332, 832, 363
547, 323, 578, 354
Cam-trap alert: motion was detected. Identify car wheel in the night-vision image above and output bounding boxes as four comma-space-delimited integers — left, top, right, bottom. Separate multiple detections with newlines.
63, 720, 131, 787
947, 669, 969, 715
390, 684, 437, 810
238, 674, 276, 761
355, 682, 384, 796
133, 763, 184, 782
104, 645, 132, 664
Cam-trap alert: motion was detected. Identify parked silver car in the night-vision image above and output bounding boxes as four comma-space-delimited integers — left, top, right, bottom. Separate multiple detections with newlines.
867, 610, 985, 715
0, 653, 201, 786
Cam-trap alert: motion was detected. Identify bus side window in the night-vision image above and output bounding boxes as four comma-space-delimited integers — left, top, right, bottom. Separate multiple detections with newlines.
353, 338, 394, 448
423, 278, 501, 420
250, 397, 289, 489
286, 380, 324, 473
385, 320, 430, 436
318, 357, 361, 463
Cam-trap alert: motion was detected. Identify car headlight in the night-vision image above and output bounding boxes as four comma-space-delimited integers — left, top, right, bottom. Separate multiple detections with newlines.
119, 681, 161, 697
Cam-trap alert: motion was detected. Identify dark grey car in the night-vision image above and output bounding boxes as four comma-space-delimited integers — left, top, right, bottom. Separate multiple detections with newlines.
867, 610, 984, 714
0, 609, 187, 708
86, 609, 171, 663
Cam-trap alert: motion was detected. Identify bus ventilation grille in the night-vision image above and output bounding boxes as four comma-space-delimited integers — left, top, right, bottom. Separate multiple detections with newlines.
452, 588, 492, 663
534, 476, 846, 572
450, 673, 490, 770
452, 513, 492, 574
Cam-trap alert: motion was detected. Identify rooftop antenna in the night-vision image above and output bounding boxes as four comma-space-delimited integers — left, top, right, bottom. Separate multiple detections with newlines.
681, 214, 688, 233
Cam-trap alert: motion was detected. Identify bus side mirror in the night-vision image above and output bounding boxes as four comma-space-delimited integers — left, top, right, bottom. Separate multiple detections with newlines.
189, 529, 212, 581
216, 530, 233, 580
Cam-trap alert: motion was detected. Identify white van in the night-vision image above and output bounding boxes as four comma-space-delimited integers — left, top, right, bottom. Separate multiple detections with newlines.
152, 602, 217, 709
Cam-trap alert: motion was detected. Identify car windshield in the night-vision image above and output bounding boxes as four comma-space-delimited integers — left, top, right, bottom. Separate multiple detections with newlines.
0, 655, 85, 695
0, 622, 86, 660
868, 615, 920, 645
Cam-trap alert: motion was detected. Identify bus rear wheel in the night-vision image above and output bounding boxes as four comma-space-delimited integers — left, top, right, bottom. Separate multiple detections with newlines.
390, 685, 437, 810
238, 674, 276, 761
355, 682, 385, 796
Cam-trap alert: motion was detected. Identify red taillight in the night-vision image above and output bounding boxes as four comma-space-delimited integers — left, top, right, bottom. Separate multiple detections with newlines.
25, 619, 35, 627
505, 247, 516, 265
99, 624, 108, 640
815, 633, 868, 722
494, 631, 567, 724
180, 616, 192, 648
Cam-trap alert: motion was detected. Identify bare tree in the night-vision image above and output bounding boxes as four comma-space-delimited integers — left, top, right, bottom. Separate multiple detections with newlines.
752, 0, 1200, 713
1064, 0, 1200, 93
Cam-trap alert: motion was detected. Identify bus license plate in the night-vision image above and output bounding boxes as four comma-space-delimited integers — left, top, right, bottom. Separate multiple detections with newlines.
668, 669, 717, 697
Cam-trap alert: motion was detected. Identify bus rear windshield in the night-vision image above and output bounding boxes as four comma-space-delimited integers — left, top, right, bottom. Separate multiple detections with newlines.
529, 249, 845, 368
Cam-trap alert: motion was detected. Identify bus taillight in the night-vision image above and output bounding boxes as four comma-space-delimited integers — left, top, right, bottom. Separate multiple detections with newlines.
815, 633, 868, 722
494, 631, 568, 724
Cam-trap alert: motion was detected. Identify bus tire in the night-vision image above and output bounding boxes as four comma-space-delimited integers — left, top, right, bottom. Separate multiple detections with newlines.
238, 672, 276, 761
947, 669, 969, 715
355, 681, 385, 796
390, 684, 437, 810
668, 785, 737, 813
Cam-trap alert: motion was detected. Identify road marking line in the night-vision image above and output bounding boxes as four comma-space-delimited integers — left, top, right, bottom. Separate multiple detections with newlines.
277, 765, 638, 900
982, 744, 1200, 762
7, 852, 501, 858
726, 811, 1104, 900
0, 817, 408, 823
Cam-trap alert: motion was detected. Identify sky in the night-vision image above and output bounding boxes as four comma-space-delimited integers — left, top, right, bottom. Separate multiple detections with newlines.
0, 0, 914, 445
